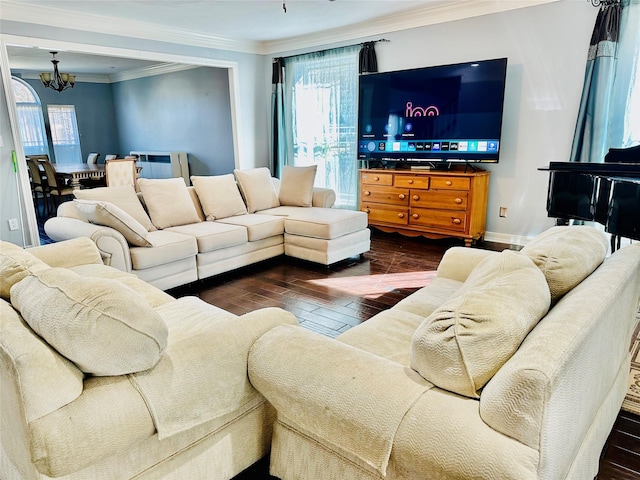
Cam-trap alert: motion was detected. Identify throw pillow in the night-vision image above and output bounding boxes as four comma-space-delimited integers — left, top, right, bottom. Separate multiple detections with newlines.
234, 167, 280, 213
73, 199, 152, 247
520, 225, 609, 302
191, 174, 248, 220
11, 268, 168, 376
278, 165, 317, 207
0, 241, 49, 300
137, 178, 202, 229
410, 250, 551, 398
74, 184, 156, 232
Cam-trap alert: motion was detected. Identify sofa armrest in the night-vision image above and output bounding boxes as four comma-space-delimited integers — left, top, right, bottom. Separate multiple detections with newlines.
311, 188, 336, 208
44, 217, 132, 272
28, 237, 103, 268
249, 324, 431, 476
436, 246, 498, 282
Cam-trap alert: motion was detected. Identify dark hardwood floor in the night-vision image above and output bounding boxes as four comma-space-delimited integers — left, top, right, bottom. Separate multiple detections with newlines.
166, 229, 640, 480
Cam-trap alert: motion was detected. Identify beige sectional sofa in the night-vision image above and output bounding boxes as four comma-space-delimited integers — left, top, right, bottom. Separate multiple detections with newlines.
248, 226, 640, 480
44, 167, 371, 291
0, 237, 297, 480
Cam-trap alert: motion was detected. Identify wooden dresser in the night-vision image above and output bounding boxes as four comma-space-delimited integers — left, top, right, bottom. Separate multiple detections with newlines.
359, 167, 491, 246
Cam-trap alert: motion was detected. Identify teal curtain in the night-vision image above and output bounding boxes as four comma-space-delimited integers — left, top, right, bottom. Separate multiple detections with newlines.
571, 0, 640, 163
280, 45, 360, 209
271, 57, 286, 177
608, 0, 640, 148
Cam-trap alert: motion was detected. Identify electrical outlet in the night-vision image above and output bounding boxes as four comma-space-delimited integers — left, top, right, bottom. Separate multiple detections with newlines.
8, 218, 19, 231
499, 207, 507, 218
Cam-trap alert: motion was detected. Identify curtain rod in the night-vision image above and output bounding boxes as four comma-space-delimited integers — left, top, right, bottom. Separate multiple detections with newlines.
277, 38, 389, 61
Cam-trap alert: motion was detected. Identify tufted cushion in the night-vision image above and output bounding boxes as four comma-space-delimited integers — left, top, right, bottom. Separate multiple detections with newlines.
234, 167, 280, 213
520, 225, 609, 302
0, 241, 49, 300
74, 184, 156, 231
138, 177, 202, 229
11, 268, 168, 376
73, 199, 152, 247
278, 165, 317, 207
410, 250, 550, 398
191, 174, 247, 220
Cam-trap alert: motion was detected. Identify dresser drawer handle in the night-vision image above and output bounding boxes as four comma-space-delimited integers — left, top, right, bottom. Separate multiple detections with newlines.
454, 197, 463, 204
398, 213, 405, 219
408, 179, 414, 184
452, 218, 462, 225
365, 208, 370, 213
446, 180, 453, 186
398, 194, 406, 200
374, 176, 380, 181
364, 191, 371, 196
412, 213, 419, 219
413, 195, 420, 201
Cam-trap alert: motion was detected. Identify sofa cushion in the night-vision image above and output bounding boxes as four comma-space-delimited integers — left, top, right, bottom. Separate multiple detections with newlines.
11, 268, 168, 376
191, 174, 247, 220
410, 250, 551, 398
283, 208, 369, 239
216, 214, 284, 241
74, 184, 156, 231
73, 199, 152, 247
0, 299, 84, 422
0, 241, 50, 300
130, 230, 198, 270
279, 165, 317, 207
234, 167, 280, 213
166, 221, 247, 253
138, 178, 202, 229
520, 225, 609, 302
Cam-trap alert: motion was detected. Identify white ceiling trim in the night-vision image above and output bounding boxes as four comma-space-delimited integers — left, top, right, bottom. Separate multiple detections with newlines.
2, 0, 562, 56
0, 1, 261, 54
18, 71, 111, 84
109, 63, 200, 83
261, 0, 561, 55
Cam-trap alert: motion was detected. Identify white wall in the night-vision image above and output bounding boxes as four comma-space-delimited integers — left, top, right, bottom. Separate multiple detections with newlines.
270, 1, 599, 244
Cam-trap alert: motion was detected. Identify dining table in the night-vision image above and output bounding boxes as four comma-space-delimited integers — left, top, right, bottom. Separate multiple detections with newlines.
55, 163, 106, 189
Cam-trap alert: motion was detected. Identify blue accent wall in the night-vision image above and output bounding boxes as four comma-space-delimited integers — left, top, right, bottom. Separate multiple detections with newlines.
111, 66, 234, 176
24, 78, 120, 163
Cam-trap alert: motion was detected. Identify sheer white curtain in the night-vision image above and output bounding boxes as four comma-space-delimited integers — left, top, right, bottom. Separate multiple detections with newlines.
282, 46, 359, 209
47, 105, 82, 164
12, 77, 49, 157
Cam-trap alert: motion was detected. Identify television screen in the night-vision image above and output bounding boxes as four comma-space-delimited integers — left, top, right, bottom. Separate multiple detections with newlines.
357, 58, 507, 165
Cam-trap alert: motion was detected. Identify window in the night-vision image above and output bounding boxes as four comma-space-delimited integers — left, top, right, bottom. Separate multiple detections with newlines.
11, 77, 49, 157
47, 105, 82, 164
283, 46, 359, 209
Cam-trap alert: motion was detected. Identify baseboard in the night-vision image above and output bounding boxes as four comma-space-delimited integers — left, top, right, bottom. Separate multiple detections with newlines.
484, 231, 534, 247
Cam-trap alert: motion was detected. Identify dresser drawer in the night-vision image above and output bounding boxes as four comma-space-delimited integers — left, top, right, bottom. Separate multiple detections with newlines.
361, 172, 393, 186
409, 208, 466, 232
361, 186, 410, 206
362, 205, 409, 226
430, 176, 471, 190
410, 191, 468, 210
394, 175, 430, 189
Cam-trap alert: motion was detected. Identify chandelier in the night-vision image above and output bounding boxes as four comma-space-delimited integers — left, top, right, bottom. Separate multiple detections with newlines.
39, 51, 76, 92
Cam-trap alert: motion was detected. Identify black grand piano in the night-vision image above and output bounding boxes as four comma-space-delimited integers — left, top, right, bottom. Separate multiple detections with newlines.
541, 145, 640, 250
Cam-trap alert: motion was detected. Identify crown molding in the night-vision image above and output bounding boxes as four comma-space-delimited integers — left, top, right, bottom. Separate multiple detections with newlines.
260, 0, 561, 54
0, 1, 261, 54
1, 0, 561, 56
17, 71, 110, 84
109, 63, 199, 83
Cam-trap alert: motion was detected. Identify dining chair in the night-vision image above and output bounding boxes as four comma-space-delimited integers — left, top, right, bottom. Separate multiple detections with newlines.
87, 153, 100, 165
104, 154, 117, 161
40, 159, 74, 215
105, 158, 138, 189
26, 157, 49, 218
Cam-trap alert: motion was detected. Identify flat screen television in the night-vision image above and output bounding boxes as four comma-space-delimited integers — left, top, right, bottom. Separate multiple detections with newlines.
357, 57, 508, 168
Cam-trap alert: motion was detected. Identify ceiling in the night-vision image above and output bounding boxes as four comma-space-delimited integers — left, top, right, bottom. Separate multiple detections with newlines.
2, 0, 559, 77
